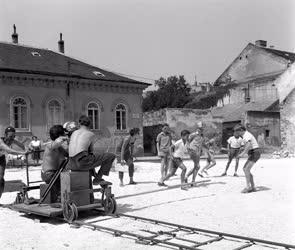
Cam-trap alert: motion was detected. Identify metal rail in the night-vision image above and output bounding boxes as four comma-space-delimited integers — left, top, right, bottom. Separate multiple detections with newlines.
70, 213, 295, 250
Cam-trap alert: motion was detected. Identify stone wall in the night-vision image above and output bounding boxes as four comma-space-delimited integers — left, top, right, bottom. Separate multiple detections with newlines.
280, 88, 295, 151
245, 111, 281, 148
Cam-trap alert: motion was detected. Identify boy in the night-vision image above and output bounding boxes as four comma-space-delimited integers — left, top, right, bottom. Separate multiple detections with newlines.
198, 137, 216, 177
185, 127, 203, 184
221, 130, 244, 176
234, 124, 261, 193
0, 126, 26, 199
156, 124, 172, 184
41, 125, 68, 202
118, 128, 140, 186
158, 130, 190, 190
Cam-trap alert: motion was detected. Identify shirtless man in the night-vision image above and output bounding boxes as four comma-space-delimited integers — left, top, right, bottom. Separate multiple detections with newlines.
67, 115, 116, 185
0, 126, 26, 199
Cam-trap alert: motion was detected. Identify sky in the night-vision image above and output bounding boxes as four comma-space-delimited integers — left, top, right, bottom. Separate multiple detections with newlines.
1, 0, 295, 89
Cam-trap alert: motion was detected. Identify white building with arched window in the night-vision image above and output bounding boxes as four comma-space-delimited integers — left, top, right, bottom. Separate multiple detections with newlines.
0, 33, 149, 153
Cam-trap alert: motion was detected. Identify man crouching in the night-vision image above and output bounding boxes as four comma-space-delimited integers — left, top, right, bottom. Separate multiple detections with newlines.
67, 115, 116, 185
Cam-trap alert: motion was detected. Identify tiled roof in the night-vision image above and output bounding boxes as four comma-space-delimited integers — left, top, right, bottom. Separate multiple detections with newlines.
211, 99, 278, 122
262, 47, 295, 62
0, 42, 149, 85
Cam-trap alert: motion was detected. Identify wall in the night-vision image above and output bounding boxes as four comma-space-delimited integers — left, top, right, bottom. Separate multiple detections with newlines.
143, 108, 223, 155
244, 111, 281, 147
217, 44, 287, 84
217, 81, 278, 106
280, 88, 295, 151
0, 73, 145, 155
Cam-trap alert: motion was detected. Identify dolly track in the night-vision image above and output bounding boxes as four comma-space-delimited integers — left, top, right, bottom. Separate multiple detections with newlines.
70, 213, 295, 250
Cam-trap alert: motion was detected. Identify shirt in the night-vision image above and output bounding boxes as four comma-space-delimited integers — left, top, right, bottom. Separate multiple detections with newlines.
173, 139, 187, 159
227, 136, 244, 149
156, 132, 172, 152
242, 131, 259, 150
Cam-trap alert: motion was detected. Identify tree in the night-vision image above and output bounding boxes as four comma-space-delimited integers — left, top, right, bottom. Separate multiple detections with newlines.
142, 75, 192, 112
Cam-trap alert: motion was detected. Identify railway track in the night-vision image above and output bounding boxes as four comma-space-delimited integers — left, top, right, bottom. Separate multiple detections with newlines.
69, 213, 295, 250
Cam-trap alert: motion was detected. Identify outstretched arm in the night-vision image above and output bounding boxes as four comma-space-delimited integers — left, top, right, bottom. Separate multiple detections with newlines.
0, 139, 26, 155
12, 139, 25, 150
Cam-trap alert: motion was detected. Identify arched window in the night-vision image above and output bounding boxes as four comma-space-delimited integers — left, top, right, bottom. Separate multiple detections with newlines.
87, 102, 100, 130
11, 97, 29, 129
115, 104, 127, 130
47, 99, 63, 128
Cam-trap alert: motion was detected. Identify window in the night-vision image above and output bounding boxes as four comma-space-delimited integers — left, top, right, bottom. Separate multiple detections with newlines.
115, 104, 127, 131
11, 97, 29, 129
31, 51, 41, 57
47, 99, 62, 128
265, 129, 270, 138
87, 102, 100, 130
93, 71, 105, 77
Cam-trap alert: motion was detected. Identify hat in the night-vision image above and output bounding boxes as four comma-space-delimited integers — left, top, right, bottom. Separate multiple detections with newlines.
63, 121, 78, 132
5, 126, 16, 134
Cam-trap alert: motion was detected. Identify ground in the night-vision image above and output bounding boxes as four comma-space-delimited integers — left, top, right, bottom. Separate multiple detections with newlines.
0, 157, 295, 250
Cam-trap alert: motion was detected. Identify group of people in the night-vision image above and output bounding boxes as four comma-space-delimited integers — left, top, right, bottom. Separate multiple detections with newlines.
156, 123, 261, 193
0, 117, 261, 202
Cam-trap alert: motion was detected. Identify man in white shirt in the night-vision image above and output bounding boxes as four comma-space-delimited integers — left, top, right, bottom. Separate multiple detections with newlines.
234, 124, 261, 193
158, 130, 190, 190
221, 130, 244, 177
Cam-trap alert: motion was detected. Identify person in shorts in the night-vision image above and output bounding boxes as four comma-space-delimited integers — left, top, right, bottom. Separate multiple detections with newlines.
156, 124, 172, 183
221, 130, 244, 176
0, 126, 26, 199
234, 124, 261, 193
185, 127, 203, 184
158, 130, 190, 190
198, 137, 216, 177
118, 128, 140, 186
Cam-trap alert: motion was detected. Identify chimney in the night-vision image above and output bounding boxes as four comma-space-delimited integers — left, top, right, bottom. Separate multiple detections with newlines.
11, 24, 18, 44
255, 40, 267, 47
58, 33, 64, 53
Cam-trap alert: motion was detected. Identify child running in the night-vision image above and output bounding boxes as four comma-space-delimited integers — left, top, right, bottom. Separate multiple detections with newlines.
198, 137, 216, 177
221, 130, 244, 176
185, 127, 203, 184
158, 130, 190, 190
234, 124, 261, 193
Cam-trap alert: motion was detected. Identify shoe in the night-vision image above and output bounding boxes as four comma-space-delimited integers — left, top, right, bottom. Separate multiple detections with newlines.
233, 173, 238, 177
181, 186, 188, 191
198, 173, 204, 178
119, 183, 124, 187
158, 182, 167, 187
241, 188, 256, 193
129, 181, 137, 185
221, 172, 227, 176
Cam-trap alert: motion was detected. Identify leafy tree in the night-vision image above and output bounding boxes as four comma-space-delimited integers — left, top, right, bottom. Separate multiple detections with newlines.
142, 75, 192, 112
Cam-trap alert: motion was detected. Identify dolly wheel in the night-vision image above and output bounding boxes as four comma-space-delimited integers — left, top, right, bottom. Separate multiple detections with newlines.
103, 197, 117, 215
63, 202, 78, 222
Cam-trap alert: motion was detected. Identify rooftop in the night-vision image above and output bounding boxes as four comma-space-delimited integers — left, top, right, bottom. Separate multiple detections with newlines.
0, 42, 149, 86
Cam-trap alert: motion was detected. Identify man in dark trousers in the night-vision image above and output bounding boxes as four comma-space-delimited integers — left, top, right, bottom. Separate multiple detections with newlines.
67, 115, 116, 185
0, 126, 26, 199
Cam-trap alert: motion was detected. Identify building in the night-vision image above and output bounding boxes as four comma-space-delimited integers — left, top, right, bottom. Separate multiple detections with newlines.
0, 26, 149, 153
275, 62, 295, 152
212, 40, 295, 148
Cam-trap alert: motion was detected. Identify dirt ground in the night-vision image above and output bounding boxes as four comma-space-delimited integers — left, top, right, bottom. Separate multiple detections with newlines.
1, 157, 295, 250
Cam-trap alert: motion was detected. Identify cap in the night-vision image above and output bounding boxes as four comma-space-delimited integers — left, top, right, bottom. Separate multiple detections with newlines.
5, 126, 16, 134
63, 121, 78, 132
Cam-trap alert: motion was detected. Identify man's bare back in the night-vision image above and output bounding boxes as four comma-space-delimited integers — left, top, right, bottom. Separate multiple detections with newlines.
69, 127, 95, 157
